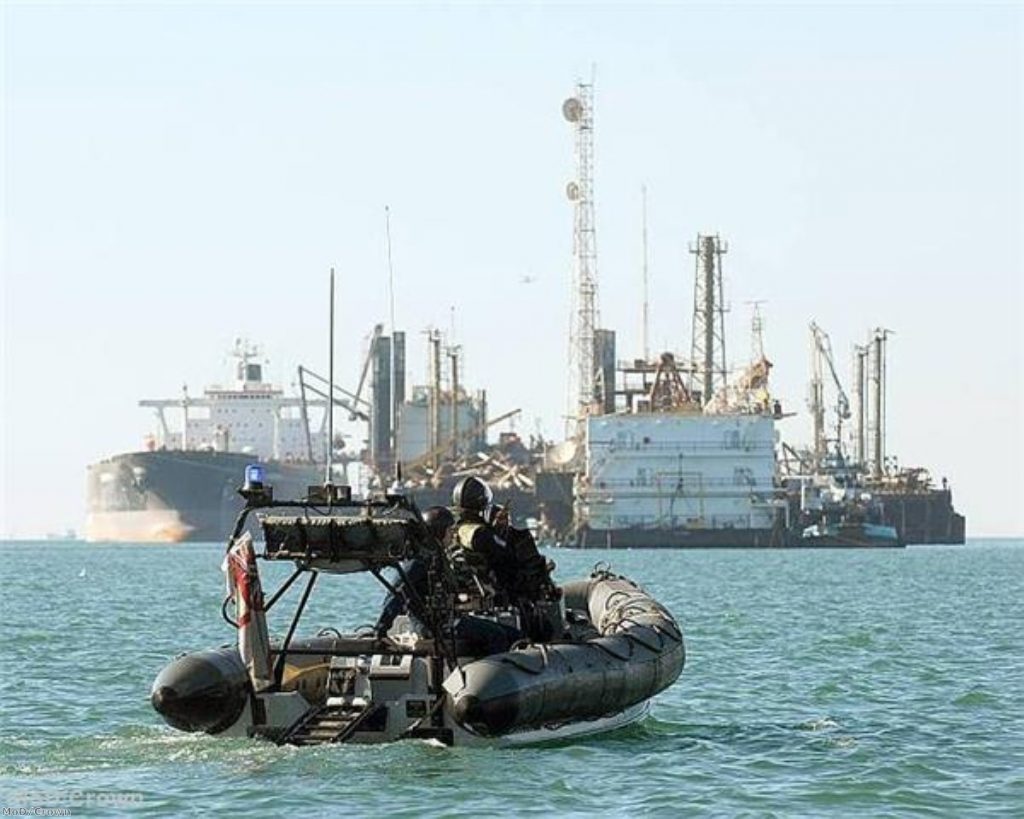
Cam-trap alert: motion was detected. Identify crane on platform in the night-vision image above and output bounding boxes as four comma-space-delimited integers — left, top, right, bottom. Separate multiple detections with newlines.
403, 408, 523, 473
808, 321, 851, 466
351, 324, 383, 421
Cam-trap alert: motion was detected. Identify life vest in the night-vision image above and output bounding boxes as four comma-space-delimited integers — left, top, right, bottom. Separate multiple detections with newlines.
449, 521, 496, 598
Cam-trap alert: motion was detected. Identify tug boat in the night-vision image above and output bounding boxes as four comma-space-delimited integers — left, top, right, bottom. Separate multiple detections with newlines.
800, 520, 902, 547
150, 467, 685, 746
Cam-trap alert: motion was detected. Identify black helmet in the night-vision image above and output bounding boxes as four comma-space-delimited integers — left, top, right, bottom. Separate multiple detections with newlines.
452, 476, 493, 514
422, 505, 455, 541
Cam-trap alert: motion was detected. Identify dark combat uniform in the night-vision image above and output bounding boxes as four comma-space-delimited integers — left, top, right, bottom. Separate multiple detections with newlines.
450, 515, 519, 604
485, 504, 557, 602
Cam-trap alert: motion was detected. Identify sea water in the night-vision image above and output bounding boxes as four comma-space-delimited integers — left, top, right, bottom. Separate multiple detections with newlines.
1, 540, 1021, 816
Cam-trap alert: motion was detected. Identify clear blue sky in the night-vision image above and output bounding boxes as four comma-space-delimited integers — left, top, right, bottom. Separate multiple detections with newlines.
2, 2, 1021, 536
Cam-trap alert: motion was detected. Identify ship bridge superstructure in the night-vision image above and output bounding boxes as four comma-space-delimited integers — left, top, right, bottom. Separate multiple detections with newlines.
140, 341, 330, 463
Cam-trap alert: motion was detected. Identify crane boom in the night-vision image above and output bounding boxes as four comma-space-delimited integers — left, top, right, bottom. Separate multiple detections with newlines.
297, 367, 369, 422
809, 321, 852, 464
810, 322, 850, 417
403, 408, 522, 472
350, 324, 383, 419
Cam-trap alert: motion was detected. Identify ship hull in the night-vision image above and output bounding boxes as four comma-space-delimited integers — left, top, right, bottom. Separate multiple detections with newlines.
574, 525, 785, 548
873, 489, 966, 544
574, 524, 904, 548
85, 451, 322, 543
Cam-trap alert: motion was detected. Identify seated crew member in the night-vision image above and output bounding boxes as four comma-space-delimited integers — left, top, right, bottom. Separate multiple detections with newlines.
486, 503, 561, 641
374, 505, 455, 637
486, 503, 559, 604
449, 476, 518, 603
449, 476, 524, 655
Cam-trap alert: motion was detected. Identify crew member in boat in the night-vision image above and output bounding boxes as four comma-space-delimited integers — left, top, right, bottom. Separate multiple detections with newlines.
373, 505, 454, 637
486, 503, 558, 603
485, 502, 562, 640
450, 476, 518, 603
450, 476, 565, 644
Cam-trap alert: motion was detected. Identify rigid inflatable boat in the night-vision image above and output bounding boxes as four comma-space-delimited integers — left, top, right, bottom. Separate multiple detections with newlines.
151, 474, 684, 747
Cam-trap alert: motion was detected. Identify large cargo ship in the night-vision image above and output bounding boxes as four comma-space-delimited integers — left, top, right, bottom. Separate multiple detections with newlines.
85, 343, 328, 543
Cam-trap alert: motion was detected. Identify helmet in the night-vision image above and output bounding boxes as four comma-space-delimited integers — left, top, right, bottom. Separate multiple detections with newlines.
422, 505, 455, 541
452, 476, 493, 514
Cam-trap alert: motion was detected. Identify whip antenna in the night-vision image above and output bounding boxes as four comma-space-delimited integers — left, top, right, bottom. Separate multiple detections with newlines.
385, 206, 396, 336
326, 266, 335, 486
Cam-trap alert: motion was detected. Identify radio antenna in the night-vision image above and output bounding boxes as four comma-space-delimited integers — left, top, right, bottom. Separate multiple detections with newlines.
326, 266, 335, 486
385, 206, 399, 487
641, 183, 650, 362
385, 206, 397, 336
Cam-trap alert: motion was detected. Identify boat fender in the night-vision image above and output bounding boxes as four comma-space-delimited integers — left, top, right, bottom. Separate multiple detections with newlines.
151, 647, 249, 734
590, 637, 633, 662
446, 572, 684, 737
621, 626, 665, 654
499, 652, 545, 675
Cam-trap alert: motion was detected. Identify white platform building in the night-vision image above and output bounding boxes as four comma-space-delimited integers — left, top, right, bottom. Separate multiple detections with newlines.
580, 412, 778, 536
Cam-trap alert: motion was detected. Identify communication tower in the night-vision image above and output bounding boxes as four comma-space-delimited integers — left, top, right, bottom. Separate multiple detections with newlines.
689, 234, 729, 405
748, 300, 766, 363
563, 82, 600, 432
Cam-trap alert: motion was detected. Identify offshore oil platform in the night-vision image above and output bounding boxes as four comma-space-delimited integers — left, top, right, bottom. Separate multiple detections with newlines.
85, 81, 964, 546
359, 81, 964, 547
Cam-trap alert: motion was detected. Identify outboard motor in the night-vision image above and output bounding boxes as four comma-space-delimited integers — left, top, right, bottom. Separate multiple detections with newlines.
151, 647, 250, 733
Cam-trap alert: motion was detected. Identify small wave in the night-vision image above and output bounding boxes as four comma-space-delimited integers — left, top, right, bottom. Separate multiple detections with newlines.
953, 689, 998, 708
797, 716, 839, 732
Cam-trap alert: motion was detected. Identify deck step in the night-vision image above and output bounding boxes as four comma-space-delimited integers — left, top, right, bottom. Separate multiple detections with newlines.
280, 702, 371, 746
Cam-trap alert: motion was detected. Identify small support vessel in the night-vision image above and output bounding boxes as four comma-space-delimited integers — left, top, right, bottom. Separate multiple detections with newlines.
800, 519, 902, 548
150, 468, 685, 746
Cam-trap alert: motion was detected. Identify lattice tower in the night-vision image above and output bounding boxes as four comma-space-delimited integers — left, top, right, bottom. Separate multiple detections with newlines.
563, 82, 600, 434
689, 234, 728, 405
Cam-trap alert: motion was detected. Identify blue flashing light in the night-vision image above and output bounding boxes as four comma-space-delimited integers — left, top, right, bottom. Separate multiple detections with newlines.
244, 464, 265, 489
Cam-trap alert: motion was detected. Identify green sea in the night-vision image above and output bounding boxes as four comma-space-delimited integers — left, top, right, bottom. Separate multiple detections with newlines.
2, 540, 1021, 816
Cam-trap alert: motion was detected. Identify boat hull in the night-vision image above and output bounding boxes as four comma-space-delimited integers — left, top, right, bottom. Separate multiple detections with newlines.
800, 521, 903, 548
444, 574, 684, 737
452, 701, 650, 747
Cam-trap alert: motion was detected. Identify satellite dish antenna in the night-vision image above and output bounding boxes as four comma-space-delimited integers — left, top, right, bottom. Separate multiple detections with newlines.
566, 181, 580, 201
562, 97, 583, 123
